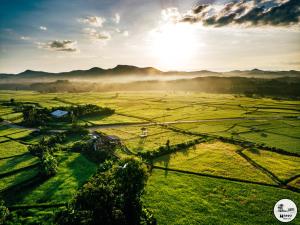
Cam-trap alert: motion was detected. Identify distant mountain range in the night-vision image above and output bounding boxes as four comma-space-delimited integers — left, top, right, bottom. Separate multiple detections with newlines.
1, 65, 300, 82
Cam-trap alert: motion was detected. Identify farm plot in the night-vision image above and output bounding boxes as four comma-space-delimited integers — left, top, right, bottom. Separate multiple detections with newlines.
15, 152, 96, 204
143, 169, 300, 225
239, 132, 300, 154
0, 141, 28, 158
173, 121, 250, 135
100, 125, 199, 153
154, 141, 275, 184
81, 113, 146, 125
288, 177, 300, 189
0, 106, 14, 116
124, 132, 199, 153
0, 154, 38, 174
243, 149, 300, 182
0, 167, 40, 192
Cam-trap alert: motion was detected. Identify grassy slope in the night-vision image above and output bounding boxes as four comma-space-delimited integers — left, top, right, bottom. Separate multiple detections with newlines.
144, 169, 300, 225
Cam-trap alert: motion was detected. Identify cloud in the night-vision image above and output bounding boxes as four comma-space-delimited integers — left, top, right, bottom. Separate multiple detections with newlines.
113, 13, 120, 24
78, 16, 106, 27
83, 28, 111, 40
115, 28, 129, 37
39, 26, 47, 31
123, 30, 129, 37
38, 40, 78, 52
20, 36, 31, 40
161, 7, 182, 23
180, 0, 300, 27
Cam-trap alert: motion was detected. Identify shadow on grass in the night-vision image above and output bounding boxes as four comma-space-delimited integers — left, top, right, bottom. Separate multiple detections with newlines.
0, 154, 34, 173
153, 146, 193, 178
7, 153, 96, 205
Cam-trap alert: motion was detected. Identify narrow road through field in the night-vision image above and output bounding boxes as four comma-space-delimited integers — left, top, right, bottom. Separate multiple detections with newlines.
88, 116, 298, 130
1, 120, 40, 132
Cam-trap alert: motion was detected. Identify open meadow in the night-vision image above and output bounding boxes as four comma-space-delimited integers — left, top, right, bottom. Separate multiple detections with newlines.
0, 91, 299, 224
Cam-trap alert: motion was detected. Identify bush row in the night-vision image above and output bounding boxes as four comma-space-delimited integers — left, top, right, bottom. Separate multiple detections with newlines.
28, 133, 66, 177
137, 138, 207, 161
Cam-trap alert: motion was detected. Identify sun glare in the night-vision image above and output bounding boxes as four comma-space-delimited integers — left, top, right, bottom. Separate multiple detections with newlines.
150, 23, 198, 70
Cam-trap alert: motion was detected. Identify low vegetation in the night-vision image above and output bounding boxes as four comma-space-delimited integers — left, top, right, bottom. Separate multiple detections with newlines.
0, 91, 299, 224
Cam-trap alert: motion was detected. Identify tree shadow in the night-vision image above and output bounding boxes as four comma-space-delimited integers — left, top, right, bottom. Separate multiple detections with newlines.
0, 154, 34, 173
248, 147, 260, 155
4, 154, 71, 205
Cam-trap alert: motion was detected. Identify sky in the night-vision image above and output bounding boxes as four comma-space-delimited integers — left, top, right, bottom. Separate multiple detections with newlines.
0, 0, 299, 73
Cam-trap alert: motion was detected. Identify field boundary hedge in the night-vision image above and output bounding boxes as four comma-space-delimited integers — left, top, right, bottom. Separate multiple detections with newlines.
0, 152, 29, 160
8, 202, 67, 210
0, 173, 46, 197
0, 163, 40, 179
152, 166, 300, 193
236, 150, 281, 184
137, 137, 210, 160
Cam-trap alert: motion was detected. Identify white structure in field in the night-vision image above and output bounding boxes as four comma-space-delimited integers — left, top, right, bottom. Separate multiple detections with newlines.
51, 110, 68, 118
140, 127, 148, 137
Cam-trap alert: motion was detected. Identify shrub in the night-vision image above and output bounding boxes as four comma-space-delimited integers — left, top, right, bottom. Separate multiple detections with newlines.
138, 138, 204, 160
56, 157, 154, 225
40, 152, 58, 177
67, 125, 89, 135
0, 200, 9, 225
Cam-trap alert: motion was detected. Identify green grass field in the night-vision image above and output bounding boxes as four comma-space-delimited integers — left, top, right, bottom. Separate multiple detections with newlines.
9, 152, 97, 204
0, 141, 28, 158
154, 141, 275, 184
243, 149, 300, 182
143, 169, 300, 225
0, 91, 299, 224
0, 167, 40, 191
0, 154, 38, 173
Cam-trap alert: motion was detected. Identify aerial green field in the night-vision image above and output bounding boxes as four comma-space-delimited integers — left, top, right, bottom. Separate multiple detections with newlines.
0, 91, 299, 224
143, 169, 300, 225
153, 141, 276, 184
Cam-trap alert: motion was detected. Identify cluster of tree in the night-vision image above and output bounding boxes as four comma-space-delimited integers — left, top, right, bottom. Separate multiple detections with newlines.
21, 103, 114, 127
138, 138, 205, 161
22, 106, 50, 127
55, 157, 156, 225
0, 200, 9, 225
70, 138, 115, 163
3, 76, 298, 97
52, 104, 115, 119
28, 134, 66, 177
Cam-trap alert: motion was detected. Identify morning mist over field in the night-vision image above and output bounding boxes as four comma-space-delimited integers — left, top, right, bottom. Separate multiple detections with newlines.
0, 1, 300, 225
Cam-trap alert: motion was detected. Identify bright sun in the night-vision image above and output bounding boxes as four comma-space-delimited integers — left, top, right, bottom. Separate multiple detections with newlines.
150, 23, 198, 70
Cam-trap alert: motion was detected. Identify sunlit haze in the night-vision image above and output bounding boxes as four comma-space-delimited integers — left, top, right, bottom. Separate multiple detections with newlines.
0, 0, 299, 73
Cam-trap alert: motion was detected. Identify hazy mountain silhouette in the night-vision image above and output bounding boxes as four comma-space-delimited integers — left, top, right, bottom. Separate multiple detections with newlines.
1, 65, 300, 81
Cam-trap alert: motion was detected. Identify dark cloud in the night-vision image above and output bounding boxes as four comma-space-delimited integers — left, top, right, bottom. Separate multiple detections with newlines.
181, 0, 300, 27
192, 4, 209, 14
39, 40, 78, 52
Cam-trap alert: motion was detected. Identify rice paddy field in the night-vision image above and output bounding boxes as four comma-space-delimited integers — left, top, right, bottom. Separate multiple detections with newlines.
0, 91, 299, 224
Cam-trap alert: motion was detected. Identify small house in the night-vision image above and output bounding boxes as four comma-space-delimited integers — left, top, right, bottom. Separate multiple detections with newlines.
89, 131, 121, 151
51, 110, 68, 118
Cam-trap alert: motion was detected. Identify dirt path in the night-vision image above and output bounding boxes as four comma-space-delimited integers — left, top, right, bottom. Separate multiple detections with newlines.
1, 120, 40, 132
88, 116, 297, 130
